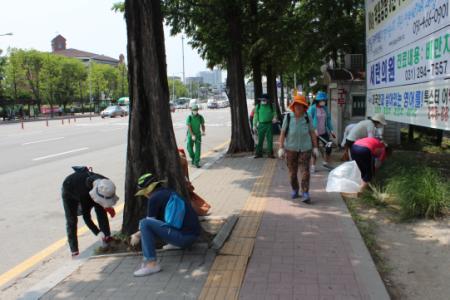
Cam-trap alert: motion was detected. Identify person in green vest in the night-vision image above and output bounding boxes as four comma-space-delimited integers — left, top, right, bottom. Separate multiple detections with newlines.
253, 94, 277, 158
186, 104, 205, 168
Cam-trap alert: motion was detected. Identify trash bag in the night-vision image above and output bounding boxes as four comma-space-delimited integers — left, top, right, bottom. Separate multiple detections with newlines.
326, 161, 361, 193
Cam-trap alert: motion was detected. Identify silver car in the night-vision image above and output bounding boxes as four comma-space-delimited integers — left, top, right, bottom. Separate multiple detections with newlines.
101, 105, 126, 118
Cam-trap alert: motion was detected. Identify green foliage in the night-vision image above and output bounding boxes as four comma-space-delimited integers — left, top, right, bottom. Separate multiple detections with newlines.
366, 152, 450, 220
387, 167, 449, 220
168, 79, 188, 99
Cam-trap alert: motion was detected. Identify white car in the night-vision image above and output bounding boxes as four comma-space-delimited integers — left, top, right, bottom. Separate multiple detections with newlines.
101, 105, 126, 118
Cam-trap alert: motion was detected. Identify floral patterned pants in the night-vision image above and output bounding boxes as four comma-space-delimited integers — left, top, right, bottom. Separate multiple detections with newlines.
286, 150, 312, 192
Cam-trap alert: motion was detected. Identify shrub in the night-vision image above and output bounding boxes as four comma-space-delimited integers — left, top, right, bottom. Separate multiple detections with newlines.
386, 167, 449, 220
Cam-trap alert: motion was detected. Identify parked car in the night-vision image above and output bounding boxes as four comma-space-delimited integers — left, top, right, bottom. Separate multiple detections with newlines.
217, 99, 230, 108
101, 105, 126, 118
120, 105, 129, 115
207, 99, 218, 109
169, 101, 176, 112
174, 98, 189, 109
189, 99, 199, 109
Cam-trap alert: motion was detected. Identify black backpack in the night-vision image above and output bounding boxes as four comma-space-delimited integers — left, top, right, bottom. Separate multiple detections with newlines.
284, 112, 309, 136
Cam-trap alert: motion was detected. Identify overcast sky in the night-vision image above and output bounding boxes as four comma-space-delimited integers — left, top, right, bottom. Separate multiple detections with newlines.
0, 0, 209, 77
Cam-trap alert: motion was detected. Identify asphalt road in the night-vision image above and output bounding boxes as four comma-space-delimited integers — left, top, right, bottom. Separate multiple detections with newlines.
0, 108, 231, 277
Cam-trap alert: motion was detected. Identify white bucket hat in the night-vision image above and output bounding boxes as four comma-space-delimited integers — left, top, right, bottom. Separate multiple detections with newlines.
89, 179, 119, 208
371, 113, 387, 126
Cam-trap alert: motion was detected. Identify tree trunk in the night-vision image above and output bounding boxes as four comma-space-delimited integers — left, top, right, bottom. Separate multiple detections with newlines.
280, 74, 285, 113
266, 65, 281, 118
408, 125, 414, 143
122, 0, 189, 235
252, 57, 263, 102
226, 8, 254, 154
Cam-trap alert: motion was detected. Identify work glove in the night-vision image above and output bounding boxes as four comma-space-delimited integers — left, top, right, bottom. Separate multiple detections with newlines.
105, 207, 116, 218
277, 148, 285, 159
191, 135, 196, 142
313, 147, 320, 158
130, 231, 141, 247
272, 118, 278, 124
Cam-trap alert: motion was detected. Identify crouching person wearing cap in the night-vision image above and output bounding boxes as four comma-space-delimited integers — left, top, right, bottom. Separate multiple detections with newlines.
61, 167, 118, 257
132, 173, 201, 277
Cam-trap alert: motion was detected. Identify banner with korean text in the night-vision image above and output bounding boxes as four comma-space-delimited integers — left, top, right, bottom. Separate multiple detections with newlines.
366, 0, 450, 130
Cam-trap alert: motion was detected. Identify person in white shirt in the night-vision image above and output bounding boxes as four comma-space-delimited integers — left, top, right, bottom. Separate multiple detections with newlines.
343, 114, 387, 160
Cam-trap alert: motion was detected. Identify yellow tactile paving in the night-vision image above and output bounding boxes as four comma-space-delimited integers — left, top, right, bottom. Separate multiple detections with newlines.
199, 159, 277, 300
218, 237, 255, 257
229, 216, 261, 238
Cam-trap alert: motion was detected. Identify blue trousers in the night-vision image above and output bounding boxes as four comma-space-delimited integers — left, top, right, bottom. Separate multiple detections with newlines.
139, 217, 198, 261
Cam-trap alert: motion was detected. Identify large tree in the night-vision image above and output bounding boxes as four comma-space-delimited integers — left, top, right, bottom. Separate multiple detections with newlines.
165, 0, 254, 153
122, 0, 189, 235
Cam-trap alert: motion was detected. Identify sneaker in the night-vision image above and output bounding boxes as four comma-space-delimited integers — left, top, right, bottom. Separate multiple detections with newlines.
310, 165, 316, 173
133, 263, 161, 277
162, 244, 182, 251
322, 163, 333, 170
291, 190, 300, 199
302, 192, 311, 203
254, 154, 262, 159
195, 163, 201, 168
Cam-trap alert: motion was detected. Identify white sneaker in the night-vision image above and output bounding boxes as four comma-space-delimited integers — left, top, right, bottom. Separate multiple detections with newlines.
162, 244, 182, 251
133, 263, 161, 277
310, 165, 316, 173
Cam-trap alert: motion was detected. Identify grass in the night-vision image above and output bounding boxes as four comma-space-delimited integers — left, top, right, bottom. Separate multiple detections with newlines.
361, 151, 450, 220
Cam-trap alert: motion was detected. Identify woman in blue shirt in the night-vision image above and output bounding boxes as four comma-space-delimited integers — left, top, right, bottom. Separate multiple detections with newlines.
279, 95, 319, 202
132, 173, 200, 277
307, 91, 336, 172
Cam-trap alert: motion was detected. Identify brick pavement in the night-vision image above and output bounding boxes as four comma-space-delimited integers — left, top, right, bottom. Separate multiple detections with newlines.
239, 160, 389, 300
37, 154, 266, 300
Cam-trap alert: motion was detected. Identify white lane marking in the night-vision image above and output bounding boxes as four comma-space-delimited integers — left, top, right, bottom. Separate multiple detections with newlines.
32, 147, 89, 161
22, 137, 65, 146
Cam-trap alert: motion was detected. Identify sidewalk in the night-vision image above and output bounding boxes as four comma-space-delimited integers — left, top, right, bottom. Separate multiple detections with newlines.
27, 153, 388, 300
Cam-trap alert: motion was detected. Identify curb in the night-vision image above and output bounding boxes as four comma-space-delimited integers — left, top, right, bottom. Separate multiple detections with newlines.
19, 144, 229, 300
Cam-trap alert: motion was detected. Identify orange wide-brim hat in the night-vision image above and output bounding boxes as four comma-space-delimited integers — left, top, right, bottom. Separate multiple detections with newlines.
289, 95, 309, 111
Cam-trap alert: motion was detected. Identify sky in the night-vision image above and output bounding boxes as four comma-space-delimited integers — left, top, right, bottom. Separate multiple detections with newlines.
0, 0, 209, 78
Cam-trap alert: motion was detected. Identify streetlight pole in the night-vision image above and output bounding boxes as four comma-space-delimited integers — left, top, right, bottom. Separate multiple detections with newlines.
89, 58, 93, 117
181, 35, 185, 84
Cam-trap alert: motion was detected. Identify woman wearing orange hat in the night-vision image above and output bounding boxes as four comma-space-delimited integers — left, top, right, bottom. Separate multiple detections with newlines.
278, 95, 319, 202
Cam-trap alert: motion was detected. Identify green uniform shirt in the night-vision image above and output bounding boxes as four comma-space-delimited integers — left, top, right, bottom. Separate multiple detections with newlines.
281, 112, 314, 152
186, 114, 205, 135
253, 104, 275, 126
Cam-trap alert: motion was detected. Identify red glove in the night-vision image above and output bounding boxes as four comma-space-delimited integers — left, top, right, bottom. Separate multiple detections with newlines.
105, 207, 116, 218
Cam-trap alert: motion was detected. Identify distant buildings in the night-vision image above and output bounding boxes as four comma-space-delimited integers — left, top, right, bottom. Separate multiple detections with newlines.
51, 35, 121, 66
198, 69, 222, 87
185, 76, 203, 85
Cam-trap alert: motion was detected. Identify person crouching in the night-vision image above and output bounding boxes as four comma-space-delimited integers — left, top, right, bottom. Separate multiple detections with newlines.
132, 173, 201, 277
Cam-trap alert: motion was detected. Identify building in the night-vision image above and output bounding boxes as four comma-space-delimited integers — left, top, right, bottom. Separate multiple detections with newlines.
198, 69, 222, 87
185, 77, 203, 85
168, 76, 182, 81
51, 35, 120, 66
321, 54, 400, 145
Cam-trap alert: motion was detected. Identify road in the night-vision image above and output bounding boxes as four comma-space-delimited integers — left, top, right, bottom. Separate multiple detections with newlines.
0, 108, 231, 291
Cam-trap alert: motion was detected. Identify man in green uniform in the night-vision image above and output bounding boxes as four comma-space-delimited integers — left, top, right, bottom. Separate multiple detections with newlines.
253, 94, 277, 158
186, 104, 205, 168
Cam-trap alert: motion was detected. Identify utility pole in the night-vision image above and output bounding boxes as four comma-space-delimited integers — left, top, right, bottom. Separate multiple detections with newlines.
89, 58, 93, 115
181, 35, 185, 84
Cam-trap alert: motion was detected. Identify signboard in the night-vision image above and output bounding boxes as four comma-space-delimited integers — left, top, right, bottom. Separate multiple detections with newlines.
366, 0, 450, 130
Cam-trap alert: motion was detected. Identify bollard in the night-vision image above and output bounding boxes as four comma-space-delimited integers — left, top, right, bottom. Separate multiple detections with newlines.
46, 119, 49, 127
74, 117, 76, 123
62, 118, 64, 125
68, 117, 71, 124
21, 120, 24, 130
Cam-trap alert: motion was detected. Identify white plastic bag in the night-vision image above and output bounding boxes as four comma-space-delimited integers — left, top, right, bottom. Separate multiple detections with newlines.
326, 161, 362, 193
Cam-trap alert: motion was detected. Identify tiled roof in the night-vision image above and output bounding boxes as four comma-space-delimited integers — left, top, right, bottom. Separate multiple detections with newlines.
53, 48, 119, 63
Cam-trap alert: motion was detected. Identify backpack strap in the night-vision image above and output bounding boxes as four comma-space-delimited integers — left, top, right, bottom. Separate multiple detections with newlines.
285, 113, 291, 136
